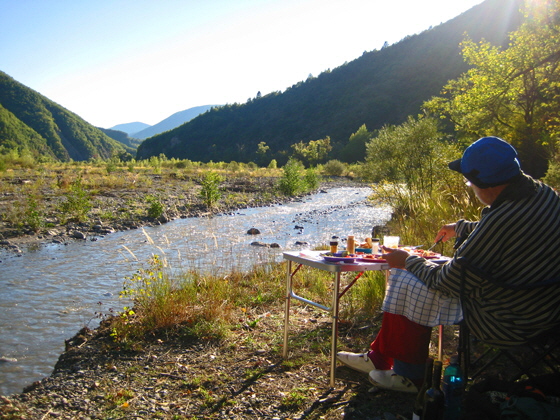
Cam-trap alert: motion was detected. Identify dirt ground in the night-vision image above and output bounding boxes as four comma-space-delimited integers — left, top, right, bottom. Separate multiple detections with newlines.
2, 303, 454, 420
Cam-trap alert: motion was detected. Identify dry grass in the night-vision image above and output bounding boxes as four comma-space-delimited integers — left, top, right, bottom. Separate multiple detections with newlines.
108, 250, 388, 351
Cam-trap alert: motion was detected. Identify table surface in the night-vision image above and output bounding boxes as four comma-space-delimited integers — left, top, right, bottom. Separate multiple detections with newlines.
282, 250, 389, 272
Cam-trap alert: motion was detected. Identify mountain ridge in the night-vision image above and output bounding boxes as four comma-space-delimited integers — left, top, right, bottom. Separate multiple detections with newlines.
110, 122, 150, 136
0, 71, 133, 161
131, 105, 218, 139
136, 0, 524, 164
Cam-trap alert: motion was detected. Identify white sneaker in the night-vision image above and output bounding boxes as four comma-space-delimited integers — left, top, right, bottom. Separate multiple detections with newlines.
336, 351, 376, 373
368, 369, 418, 393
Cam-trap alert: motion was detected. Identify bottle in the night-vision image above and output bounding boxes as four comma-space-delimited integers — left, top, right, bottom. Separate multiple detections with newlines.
329, 240, 338, 254
346, 235, 355, 254
371, 238, 380, 254
422, 360, 443, 420
442, 355, 464, 420
412, 358, 434, 420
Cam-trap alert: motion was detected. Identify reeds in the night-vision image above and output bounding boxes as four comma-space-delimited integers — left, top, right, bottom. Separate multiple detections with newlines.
109, 245, 388, 348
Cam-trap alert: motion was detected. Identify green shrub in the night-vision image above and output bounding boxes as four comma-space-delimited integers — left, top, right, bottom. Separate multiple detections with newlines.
59, 176, 92, 223
24, 196, 44, 232
106, 160, 118, 174
199, 171, 223, 208
278, 159, 304, 196
323, 159, 346, 176
304, 167, 320, 190
543, 160, 560, 189
146, 195, 164, 219
364, 116, 481, 250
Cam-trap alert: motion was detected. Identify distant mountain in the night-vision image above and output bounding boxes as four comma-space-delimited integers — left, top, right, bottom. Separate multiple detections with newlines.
98, 127, 142, 150
137, 0, 524, 164
0, 71, 133, 161
132, 105, 218, 140
110, 122, 150, 136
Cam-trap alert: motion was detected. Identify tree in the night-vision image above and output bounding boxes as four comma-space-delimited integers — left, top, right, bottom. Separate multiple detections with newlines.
256, 141, 269, 166
363, 116, 472, 246
290, 137, 332, 166
364, 116, 456, 195
425, 0, 560, 178
339, 124, 371, 163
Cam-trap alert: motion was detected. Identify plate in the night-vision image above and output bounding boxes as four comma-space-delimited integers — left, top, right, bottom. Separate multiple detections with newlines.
355, 247, 373, 254
323, 255, 357, 263
357, 255, 387, 263
431, 258, 450, 264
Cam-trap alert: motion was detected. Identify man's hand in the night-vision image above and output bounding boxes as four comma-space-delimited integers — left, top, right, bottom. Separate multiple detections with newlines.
435, 223, 457, 243
382, 246, 410, 269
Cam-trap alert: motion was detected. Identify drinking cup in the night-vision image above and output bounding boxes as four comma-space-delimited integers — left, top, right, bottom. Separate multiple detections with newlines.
383, 236, 400, 249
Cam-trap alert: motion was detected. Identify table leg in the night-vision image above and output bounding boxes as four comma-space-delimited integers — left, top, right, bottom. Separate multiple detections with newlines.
330, 272, 341, 387
438, 324, 443, 361
283, 260, 293, 358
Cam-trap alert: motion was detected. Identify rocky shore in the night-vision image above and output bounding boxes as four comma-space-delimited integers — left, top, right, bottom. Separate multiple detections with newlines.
0, 175, 368, 254
0, 304, 419, 420
0, 175, 283, 253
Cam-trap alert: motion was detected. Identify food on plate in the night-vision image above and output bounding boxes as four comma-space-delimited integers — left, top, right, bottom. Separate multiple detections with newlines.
323, 253, 358, 263
324, 251, 353, 257
358, 254, 387, 262
410, 249, 440, 258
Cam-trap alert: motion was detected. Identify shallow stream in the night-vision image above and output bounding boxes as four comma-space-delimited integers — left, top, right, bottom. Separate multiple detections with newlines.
0, 187, 390, 396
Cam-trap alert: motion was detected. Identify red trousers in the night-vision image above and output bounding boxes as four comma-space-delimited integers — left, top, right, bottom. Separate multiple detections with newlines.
369, 312, 432, 368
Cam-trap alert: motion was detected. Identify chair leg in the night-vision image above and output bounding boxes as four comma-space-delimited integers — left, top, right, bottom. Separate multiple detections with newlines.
457, 324, 501, 381
457, 323, 470, 381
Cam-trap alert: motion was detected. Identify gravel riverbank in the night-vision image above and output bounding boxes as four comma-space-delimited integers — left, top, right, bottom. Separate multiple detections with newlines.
0, 174, 375, 254
1, 304, 422, 420
0, 174, 289, 252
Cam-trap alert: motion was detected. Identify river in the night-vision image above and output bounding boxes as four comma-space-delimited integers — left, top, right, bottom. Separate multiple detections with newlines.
0, 186, 391, 396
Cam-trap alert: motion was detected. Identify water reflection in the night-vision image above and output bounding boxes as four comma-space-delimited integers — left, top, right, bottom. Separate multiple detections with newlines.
0, 187, 390, 396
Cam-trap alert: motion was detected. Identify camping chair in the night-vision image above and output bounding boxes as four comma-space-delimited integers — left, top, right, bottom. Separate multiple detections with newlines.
455, 256, 560, 382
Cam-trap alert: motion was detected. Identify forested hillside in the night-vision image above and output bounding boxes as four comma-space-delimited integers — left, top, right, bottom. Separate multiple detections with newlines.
0, 71, 133, 161
137, 0, 523, 164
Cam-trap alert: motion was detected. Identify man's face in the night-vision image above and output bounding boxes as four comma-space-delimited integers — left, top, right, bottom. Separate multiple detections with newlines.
464, 178, 493, 205
470, 184, 493, 206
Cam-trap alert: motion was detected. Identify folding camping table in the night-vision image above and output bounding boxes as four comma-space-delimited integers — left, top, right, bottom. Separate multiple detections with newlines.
282, 250, 389, 386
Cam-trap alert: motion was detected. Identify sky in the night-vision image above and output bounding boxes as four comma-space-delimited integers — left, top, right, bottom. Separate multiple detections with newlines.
1, 0, 484, 129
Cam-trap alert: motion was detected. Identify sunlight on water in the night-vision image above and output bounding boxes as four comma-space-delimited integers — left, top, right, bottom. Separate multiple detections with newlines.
0, 187, 390, 396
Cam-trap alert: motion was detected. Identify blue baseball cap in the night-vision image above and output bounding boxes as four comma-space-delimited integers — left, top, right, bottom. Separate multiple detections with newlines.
448, 137, 521, 188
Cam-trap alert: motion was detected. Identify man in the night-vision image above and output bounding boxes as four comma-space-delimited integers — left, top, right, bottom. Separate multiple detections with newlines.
337, 136, 560, 393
